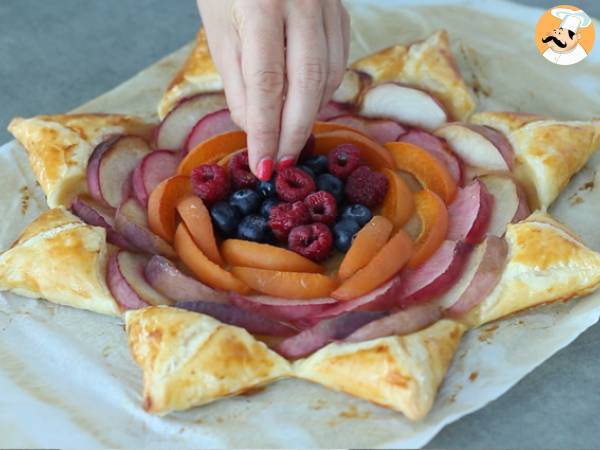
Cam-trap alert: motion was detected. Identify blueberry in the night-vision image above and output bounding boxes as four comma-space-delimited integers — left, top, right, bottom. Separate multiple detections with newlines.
229, 189, 261, 215
341, 204, 372, 227
333, 219, 361, 253
257, 179, 276, 198
237, 215, 270, 242
304, 155, 328, 175
298, 165, 316, 180
260, 198, 281, 219
316, 173, 344, 204
210, 201, 241, 237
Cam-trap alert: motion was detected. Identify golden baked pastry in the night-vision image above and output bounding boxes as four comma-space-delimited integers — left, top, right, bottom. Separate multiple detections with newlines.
0, 208, 119, 316
470, 112, 600, 209
294, 320, 465, 421
351, 30, 476, 121
125, 306, 292, 414
8, 113, 154, 208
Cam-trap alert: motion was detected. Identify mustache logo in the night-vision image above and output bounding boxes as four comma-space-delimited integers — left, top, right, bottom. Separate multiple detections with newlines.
542, 35, 567, 48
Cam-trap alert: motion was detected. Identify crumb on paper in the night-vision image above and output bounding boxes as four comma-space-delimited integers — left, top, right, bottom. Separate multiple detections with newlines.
311, 398, 327, 410
469, 371, 479, 382
338, 404, 371, 420
570, 195, 584, 206
478, 324, 499, 343
19, 186, 30, 215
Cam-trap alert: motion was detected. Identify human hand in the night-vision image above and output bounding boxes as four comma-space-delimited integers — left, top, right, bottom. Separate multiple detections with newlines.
197, 0, 350, 180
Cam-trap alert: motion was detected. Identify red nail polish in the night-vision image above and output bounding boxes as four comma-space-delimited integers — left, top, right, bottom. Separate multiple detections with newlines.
277, 157, 295, 171
257, 158, 274, 181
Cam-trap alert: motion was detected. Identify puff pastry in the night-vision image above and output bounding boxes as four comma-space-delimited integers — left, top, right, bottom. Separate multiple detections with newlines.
0, 208, 120, 316
294, 320, 466, 421
158, 29, 224, 120
125, 306, 292, 414
8, 113, 155, 208
463, 213, 600, 327
351, 30, 476, 121
470, 112, 600, 209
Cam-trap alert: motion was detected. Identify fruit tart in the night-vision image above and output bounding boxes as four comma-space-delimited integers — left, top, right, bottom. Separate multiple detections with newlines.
3, 29, 600, 422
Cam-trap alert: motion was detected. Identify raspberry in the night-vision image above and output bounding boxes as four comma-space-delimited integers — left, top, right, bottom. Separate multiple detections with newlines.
229, 150, 258, 190
268, 201, 311, 241
327, 144, 363, 179
191, 164, 230, 205
288, 223, 333, 262
304, 191, 337, 224
345, 166, 389, 208
275, 167, 316, 202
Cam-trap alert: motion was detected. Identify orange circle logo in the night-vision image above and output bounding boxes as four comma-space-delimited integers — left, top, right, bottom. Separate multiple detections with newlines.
535, 5, 595, 65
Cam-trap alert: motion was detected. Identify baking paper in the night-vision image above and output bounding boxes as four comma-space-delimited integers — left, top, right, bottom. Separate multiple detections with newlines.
1, 0, 599, 447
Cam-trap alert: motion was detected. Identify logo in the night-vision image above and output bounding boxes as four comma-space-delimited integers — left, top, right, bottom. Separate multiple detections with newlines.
535, 5, 595, 65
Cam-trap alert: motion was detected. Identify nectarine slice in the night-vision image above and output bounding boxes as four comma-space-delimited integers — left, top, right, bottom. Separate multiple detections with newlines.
332, 229, 414, 301
338, 215, 393, 280
409, 189, 449, 268
380, 168, 415, 229
174, 224, 250, 294
312, 121, 369, 138
221, 239, 324, 273
177, 130, 247, 176
314, 129, 394, 169
385, 141, 457, 204
148, 175, 192, 243
177, 196, 223, 266
230, 267, 337, 299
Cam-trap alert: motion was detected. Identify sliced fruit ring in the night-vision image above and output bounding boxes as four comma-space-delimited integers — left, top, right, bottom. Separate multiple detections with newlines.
177, 196, 224, 266
177, 130, 247, 176
174, 224, 250, 294
313, 129, 395, 169
221, 239, 325, 273
409, 189, 449, 268
385, 141, 458, 204
380, 168, 415, 230
230, 267, 338, 300
147, 175, 192, 243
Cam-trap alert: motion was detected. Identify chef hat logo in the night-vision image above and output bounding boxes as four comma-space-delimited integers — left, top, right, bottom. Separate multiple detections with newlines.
535, 4, 595, 66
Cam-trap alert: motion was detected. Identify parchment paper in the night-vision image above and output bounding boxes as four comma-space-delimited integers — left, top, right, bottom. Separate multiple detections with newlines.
1, 0, 599, 448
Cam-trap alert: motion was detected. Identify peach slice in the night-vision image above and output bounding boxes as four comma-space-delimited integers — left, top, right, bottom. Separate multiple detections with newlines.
409, 189, 449, 268
221, 239, 324, 273
338, 216, 394, 280
312, 121, 369, 138
332, 229, 414, 301
385, 141, 458, 204
230, 267, 337, 299
314, 129, 395, 169
177, 130, 247, 176
380, 168, 415, 229
147, 175, 192, 243
177, 196, 223, 266
174, 224, 250, 294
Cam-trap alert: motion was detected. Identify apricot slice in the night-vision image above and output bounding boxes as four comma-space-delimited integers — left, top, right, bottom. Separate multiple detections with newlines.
409, 189, 449, 268
332, 229, 414, 301
314, 129, 395, 169
148, 175, 192, 243
177, 130, 247, 176
230, 267, 337, 299
174, 224, 250, 294
221, 239, 324, 273
385, 141, 457, 204
312, 121, 369, 138
380, 168, 415, 229
338, 215, 394, 280
177, 196, 223, 266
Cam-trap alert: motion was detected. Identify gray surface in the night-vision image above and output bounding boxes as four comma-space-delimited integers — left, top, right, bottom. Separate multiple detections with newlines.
1, 1, 600, 449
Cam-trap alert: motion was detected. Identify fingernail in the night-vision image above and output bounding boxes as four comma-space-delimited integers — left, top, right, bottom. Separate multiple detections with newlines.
256, 157, 274, 181
277, 157, 295, 171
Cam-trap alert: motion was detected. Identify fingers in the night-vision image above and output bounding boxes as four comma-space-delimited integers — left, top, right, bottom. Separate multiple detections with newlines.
276, 2, 328, 166
319, 0, 349, 111
237, 0, 286, 180
341, 6, 351, 67
216, 44, 247, 129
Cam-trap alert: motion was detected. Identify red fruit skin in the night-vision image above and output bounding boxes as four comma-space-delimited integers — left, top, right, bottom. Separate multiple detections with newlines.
268, 201, 311, 242
229, 150, 258, 189
288, 223, 333, 262
190, 164, 230, 205
304, 191, 337, 224
344, 165, 389, 208
327, 144, 363, 179
275, 167, 316, 202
